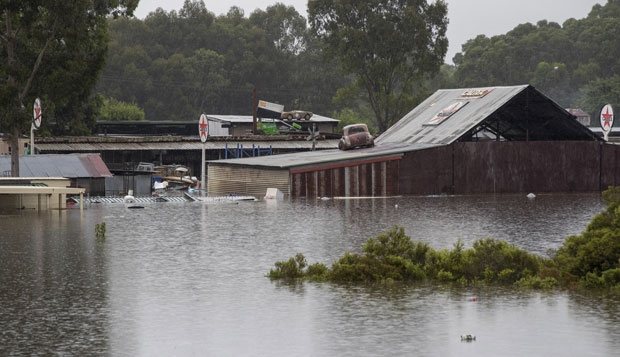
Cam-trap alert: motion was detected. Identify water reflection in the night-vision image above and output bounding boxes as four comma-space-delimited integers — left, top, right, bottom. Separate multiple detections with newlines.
1, 193, 618, 356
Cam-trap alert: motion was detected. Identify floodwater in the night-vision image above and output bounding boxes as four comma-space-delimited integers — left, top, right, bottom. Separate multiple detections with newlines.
1, 193, 619, 356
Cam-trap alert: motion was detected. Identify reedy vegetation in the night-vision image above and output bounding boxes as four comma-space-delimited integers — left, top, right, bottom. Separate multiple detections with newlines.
269, 188, 620, 290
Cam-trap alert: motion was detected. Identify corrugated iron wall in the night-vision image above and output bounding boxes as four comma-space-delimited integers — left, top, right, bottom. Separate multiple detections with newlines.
291, 159, 400, 198
207, 165, 290, 197
400, 141, 619, 195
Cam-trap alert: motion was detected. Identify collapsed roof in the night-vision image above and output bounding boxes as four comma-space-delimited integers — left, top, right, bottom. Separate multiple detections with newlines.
377, 85, 599, 145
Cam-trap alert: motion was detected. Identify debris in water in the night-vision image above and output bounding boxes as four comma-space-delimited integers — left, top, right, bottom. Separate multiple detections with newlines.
461, 334, 476, 342
527, 193, 536, 199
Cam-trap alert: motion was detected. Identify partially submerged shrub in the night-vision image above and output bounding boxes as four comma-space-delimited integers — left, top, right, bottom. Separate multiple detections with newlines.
268, 253, 307, 280
268, 188, 620, 291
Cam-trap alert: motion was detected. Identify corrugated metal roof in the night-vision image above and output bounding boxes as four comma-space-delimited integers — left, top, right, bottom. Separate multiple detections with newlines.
207, 114, 339, 123
377, 85, 599, 145
207, 143, 442, 170
37, 140, 339, 151
0, 154, 112, 178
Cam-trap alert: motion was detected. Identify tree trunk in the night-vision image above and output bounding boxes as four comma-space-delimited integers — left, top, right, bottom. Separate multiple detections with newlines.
10, 126, 19, 177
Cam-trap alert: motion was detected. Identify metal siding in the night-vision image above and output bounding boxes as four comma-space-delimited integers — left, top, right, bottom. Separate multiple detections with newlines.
332, 168, 345, 197
207, 165, 290, 197
306, 171, 317, 199
372, 162, 385, 196
317, 169, 332, 198
400, 146, 453, 195
453, 141, 601, 194
347, 166, 359, 197
359, 164, 372, 196
601, 143, 620, 190
386, 160, 400, 196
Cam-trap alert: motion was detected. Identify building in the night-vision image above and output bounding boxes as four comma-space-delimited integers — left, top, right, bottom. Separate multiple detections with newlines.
95, 115, 339, 137
567, 108, 591, 126
0, 154, 112, 196
207, 85, 620, 198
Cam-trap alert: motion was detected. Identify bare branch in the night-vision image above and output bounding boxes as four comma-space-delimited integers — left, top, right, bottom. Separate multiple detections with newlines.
19, 21, 57, 102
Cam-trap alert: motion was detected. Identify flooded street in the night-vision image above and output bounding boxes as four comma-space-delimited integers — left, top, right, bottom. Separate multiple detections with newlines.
1, 193, 619, 356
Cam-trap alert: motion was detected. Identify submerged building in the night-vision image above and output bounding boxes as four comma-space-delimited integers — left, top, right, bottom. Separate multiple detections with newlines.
207, 85, 619, 198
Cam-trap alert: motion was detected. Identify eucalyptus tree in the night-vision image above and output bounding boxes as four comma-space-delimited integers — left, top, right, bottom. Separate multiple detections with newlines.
0, 0, 137, 176
309, 0, 449, 132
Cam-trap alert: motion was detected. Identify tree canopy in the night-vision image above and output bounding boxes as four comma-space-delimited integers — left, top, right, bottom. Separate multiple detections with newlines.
97, 0, 348, 122
0, 0, 137, 176
308, 0, 449, 132
452, 0, 620, 118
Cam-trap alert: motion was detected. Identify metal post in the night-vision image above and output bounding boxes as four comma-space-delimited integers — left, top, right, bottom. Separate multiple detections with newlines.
252, 88, 257, 135
30, 125, 34, 155
201, 142, 206, 197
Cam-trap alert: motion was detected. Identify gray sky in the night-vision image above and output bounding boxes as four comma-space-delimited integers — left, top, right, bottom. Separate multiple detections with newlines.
134, 0, 603, 64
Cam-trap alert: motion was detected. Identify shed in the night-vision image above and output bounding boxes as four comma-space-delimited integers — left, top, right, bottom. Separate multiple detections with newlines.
208, 85, 620, 198
0, 154, 112, 195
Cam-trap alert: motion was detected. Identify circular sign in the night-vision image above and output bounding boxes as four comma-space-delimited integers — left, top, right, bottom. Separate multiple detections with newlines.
33, 98, 42, 129
600, 104, 614, 132
198, 113, 208, 143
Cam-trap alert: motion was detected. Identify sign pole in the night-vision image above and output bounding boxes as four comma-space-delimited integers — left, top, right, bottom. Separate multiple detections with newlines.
199, 113, 208, 197
30, 125, 34, 156
201, 141, 206, 197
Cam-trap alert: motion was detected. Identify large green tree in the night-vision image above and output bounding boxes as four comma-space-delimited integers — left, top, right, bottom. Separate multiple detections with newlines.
308, 0, 449, 132
98, 0, 349, 121
452, 1, 620, 112
0, 0, 137, 176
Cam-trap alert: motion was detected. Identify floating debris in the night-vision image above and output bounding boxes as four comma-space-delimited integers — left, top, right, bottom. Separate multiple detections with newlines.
460, 334, 476, 342
527, 193, 536, 199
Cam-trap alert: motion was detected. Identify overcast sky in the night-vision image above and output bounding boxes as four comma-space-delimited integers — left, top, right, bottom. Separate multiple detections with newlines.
134, 0, 604, 64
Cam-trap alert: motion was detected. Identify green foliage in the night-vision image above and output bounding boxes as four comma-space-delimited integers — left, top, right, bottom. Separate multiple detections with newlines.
269, 187, 620, 291
453, 1, 620, 110
99, 0, 349, 121
100, 97, 145, 121
268, 253, 307, 280
309, 0, 448, 132
95, 222, 106, 243
0, 0, 138, 175
514, 276, 559, 289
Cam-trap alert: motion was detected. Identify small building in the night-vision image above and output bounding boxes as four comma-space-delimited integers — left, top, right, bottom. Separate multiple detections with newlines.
0, 177, 85, 210
0, 154, 112, 196
567, 108, 591, 126
207, 85, 620, 198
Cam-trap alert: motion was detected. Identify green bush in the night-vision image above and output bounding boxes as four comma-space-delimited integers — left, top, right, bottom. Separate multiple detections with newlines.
515, 276, 559, 289
268, 253, 307, 280
267, 193, 620, 291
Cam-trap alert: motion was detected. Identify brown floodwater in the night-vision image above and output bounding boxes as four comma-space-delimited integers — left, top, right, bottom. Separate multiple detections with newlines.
1, 193, 619, 356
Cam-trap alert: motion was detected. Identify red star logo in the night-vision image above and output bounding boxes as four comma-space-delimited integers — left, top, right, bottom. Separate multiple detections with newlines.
199, 120, 208, 138
602, 107, 613, 130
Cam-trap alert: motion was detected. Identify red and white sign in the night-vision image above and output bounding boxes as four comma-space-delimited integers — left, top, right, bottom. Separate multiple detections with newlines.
600, 104, 614, 132
33, 98, 42, 129
425, 101, 468, 126
199, 113, 208, 142
460, 88, 495, 99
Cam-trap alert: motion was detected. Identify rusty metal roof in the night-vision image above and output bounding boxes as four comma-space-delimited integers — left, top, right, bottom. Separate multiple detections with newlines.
377, 85, 600, 145
37, 140, 339, 152
207, 143, 442, 170
207, 114, 338, 123
0, 154, 112, 178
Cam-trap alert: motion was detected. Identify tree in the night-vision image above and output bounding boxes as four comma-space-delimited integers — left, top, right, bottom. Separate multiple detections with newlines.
309, 0, 449, 132
0, 0, 137, 176
99, 97, 145, 121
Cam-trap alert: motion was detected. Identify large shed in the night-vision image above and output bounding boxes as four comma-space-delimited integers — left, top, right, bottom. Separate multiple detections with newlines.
208, 85, 620, 198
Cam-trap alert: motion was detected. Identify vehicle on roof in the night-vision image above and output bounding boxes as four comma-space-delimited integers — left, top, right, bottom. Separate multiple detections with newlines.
338, 123, 374, 150
281, 110, 313, 120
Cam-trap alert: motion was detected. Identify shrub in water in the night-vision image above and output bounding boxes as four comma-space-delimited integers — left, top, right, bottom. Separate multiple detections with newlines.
268, 253, 307, 280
